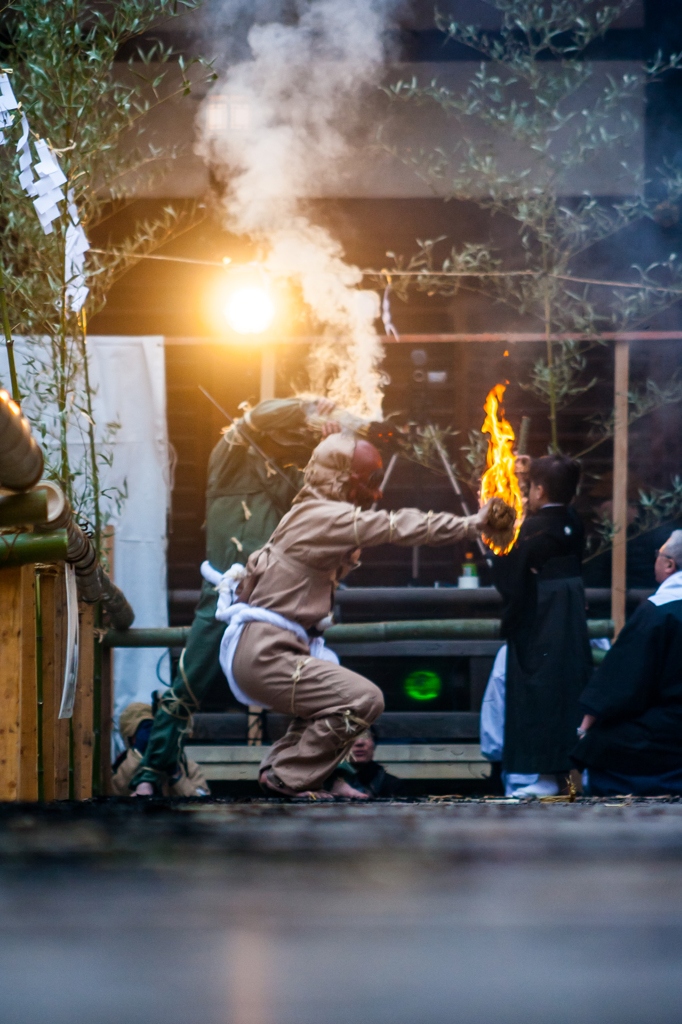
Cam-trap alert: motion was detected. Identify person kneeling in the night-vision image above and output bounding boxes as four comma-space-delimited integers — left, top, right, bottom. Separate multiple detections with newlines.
330, 728, 405, 799
573, 531, 682, 797
113, 702, 209, 797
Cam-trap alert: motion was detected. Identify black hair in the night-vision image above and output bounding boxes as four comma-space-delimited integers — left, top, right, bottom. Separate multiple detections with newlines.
529, 454, 580, 505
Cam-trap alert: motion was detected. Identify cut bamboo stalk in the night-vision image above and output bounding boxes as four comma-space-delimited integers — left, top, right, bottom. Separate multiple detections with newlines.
0, 530, 67, 569
72, 602, 95, 800
0, 490, 48, 527
18, 564, 38, 801
612, 339, 629, 637
0, 567, 23, 801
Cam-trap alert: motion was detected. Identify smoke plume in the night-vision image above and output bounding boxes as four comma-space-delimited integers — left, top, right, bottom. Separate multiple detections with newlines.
197, 0, 405, 418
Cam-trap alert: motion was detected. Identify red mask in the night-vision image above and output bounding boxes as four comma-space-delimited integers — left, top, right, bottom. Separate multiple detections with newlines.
347, 440, 383, 508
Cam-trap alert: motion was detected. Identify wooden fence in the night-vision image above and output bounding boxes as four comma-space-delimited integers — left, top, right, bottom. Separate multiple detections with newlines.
0, 561, 112, 801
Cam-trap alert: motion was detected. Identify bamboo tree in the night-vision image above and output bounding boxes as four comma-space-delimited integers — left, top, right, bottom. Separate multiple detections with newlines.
0, 0, 215, 543
380, 0, 682, 449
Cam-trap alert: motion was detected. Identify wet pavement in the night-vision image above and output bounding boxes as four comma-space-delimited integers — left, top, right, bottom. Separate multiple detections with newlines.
1, 797, 682, 1023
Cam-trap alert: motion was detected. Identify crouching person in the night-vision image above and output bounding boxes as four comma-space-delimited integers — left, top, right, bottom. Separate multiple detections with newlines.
572, 530, 682, 796
168, 433, 509, 800
113, 702, 210, 797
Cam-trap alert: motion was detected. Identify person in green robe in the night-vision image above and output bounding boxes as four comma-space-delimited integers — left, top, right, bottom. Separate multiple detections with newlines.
131, 396, 341, 795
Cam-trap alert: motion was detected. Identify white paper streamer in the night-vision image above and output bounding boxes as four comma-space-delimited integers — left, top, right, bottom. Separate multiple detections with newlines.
58, 563, 80, 719
2, 72, 90, 310
64, 189, 90, 313
0, 72, 18, 144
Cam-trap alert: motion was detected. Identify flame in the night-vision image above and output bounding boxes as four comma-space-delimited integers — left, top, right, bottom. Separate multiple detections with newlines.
480, 383, 524, 555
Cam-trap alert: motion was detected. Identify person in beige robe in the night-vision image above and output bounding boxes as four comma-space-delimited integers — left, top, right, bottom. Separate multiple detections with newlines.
231, 432, 509, 798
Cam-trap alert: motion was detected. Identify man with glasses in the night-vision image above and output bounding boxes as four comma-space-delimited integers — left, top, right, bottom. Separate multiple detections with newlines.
573, 530, 682, 796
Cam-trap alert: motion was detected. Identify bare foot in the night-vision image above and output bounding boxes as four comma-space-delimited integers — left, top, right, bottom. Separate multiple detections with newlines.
259, 769, 334, 800
331, 778, 369, 799
132, 782, 154, 797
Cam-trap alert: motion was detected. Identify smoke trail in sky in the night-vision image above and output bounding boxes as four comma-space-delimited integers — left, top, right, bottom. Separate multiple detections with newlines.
197, 0, 405, 418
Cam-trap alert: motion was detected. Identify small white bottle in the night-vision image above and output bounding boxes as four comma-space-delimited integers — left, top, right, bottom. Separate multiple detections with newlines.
458, 551, 480, 589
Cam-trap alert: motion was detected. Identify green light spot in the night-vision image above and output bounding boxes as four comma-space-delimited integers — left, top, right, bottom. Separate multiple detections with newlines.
404, 669, 442, 702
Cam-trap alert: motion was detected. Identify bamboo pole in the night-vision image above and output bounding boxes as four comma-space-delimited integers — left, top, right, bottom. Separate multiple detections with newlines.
612, 338, 629, 638
0, 531, 68, 569
104, 618, 615, 647
243, 349, 277, 747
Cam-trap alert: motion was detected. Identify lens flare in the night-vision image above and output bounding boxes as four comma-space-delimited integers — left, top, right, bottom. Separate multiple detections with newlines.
224, 286, 275, 335
480, 383, 523, 555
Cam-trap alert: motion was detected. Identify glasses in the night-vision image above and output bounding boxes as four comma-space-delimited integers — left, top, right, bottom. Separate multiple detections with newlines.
655, 548, 675, 560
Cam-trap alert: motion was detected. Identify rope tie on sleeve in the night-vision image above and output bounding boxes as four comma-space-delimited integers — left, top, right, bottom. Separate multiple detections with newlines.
321, 709, 372, 749
159, 650, 201, 721
290, 656, 311, 716
352, 506, 362, 547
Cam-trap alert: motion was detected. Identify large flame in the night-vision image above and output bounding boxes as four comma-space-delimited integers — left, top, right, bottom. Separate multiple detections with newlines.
480, 384, 524, 555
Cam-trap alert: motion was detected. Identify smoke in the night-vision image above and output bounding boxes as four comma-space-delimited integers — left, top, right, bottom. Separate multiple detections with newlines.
197, 0, 405, 418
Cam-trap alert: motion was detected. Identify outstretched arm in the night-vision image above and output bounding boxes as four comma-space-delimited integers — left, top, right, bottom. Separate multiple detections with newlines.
334, 501, 496, 550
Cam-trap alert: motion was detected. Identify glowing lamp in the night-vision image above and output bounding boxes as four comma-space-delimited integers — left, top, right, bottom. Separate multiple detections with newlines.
403, 669, 442, 702
224, 286, 275, 335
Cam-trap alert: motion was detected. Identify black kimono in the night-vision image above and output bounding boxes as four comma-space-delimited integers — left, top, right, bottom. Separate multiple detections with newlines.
572, 597, 682, 775
493, 504, 592, 774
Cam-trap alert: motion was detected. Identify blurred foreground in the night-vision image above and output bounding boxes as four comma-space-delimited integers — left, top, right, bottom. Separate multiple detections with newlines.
1, 797, 681, 1024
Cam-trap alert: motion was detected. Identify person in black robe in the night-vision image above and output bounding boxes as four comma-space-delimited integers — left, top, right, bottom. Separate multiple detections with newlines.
493, 454, 592, 797
572, 530, 682, 796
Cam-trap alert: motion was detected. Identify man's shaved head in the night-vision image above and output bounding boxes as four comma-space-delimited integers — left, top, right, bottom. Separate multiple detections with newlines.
662, 530, 682, 569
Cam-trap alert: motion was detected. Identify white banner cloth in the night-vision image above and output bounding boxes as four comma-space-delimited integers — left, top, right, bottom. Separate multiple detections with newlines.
86, 337, 171, 740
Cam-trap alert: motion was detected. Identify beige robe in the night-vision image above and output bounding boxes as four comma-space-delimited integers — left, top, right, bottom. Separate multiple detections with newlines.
232, 495, 480, 792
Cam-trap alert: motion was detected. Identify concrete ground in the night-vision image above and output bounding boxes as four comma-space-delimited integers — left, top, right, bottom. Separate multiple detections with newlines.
1, 797, 681, 1024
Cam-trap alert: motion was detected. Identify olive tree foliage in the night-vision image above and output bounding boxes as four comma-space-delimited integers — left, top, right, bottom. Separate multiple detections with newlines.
380, 0, 682, 456
0, 0, 214, 547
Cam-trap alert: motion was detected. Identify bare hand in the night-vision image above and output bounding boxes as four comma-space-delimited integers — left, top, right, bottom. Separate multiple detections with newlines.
320, 420, 341, 437
579, 714, 596, 734
473, 498, 493, 528
316, 398, 337, 417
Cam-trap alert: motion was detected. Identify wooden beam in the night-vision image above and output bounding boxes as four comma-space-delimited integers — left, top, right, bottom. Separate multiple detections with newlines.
100, 646, 114, 795
0, 567, 23, 801
40, 566, 70, 800
612, 338, 630, 638
18, 565, 38, 801
72, 603, 95, 800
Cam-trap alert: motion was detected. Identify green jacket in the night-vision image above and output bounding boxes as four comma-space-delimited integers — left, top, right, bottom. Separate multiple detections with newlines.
205, 398, 310, 572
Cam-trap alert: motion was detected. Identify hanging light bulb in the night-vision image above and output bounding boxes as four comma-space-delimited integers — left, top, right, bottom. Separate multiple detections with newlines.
224, 285, 275, 335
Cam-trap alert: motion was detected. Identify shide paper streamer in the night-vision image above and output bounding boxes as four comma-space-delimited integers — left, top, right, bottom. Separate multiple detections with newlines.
0, 71, 89, 313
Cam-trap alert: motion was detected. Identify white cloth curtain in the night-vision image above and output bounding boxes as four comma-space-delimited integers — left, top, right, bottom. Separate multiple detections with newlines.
86, 336, 171, 742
